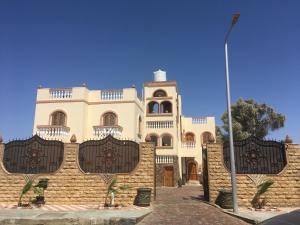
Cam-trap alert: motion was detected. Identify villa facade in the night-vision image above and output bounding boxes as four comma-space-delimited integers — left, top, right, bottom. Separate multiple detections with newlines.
33, 70, 215, 186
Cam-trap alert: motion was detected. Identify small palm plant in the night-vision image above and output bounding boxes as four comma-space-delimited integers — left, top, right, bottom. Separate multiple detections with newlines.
251, 180, 274, 209
18, 178, 33, 207
104, 178, 130, 207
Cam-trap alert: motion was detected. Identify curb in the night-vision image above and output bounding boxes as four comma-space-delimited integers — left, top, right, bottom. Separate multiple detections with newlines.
202, 201, 257, 224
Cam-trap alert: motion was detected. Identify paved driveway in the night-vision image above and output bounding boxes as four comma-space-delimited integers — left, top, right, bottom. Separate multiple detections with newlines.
138, 185, 250, 225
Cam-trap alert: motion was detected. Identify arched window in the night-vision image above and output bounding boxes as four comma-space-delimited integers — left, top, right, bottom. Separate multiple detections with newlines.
160, 101, 172, 113
161, 134, 172, 147
51, 111, 66, 126
102, 112, 117, 126
138, 116, 142, 135
148, 101, 159, 114
185, 132, 195, 142
153, 89, 167, 97
148, 134, 159, 146
202, 132, 214, 144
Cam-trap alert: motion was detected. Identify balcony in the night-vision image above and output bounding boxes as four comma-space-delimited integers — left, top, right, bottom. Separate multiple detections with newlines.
181, 141, 196, 148
156, 155, 175, 164
146, 121, 174, 129
192, 117, 207, 124
100, 90, 123, 101
36, 125, 70, 137
93, 125, 123, 139
49, 88, 72, 99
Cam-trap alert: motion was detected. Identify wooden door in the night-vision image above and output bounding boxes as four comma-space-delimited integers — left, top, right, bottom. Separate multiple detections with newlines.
188, 162, 198, 180
163, 166, 174, 187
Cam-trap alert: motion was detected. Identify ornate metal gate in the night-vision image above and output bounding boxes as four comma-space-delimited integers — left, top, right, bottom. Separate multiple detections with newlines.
223, 136, 287, 174
202, 146, 209, 201
3, 135, 64, 174
79, 135, 139, 174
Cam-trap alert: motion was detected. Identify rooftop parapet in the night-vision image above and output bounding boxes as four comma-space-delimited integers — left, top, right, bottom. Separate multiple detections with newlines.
36, 86, 142, 104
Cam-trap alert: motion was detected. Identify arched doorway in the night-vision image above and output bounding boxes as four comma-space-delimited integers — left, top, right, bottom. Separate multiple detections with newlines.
188, 162, 198, 181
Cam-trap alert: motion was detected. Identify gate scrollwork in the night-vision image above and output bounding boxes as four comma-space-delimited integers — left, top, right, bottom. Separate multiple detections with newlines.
3, 135, 64, 174
79, 135, 139, 174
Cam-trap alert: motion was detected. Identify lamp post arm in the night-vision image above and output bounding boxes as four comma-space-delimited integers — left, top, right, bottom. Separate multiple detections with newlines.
225, 24, 234, 43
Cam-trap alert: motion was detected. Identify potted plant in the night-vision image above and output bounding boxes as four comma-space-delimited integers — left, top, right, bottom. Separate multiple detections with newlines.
215, 189, 233, 209
135, 188, 152, 207
33, 186, 45, 205
251, 180, 274, 209
104, 178, 130, 207
36, 178, 49, 189
18, 178, 33, 207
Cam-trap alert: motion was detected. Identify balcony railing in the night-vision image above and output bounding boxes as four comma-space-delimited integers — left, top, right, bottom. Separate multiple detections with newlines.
93, 125, 123, 139
100, 90, 123, 101
36, 125, 70, 137
192, 117, 207, 124
156, 155, 175, 164
146, 121, 174, 129
49, 89, 72, 99
181, 141, 196, 148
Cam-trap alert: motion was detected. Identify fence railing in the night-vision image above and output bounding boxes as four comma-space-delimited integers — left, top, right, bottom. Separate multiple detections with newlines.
79, 135, 139, 174
181, 141, 196, 148
100, 90, 123, 101
93, 126, 123, 139
3, 135, 64, 174
49, 89, 72, 99
36, 125, 70, 137
223, 136, 287, 174
156, 155, 174, 164
192, 117, 207, 124
146, 121, 174, 129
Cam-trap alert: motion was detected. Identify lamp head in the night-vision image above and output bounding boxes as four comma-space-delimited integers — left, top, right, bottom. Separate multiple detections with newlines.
231, 13, 240, 26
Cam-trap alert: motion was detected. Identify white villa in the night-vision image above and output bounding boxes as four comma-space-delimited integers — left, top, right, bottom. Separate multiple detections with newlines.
33, 70, 215, 186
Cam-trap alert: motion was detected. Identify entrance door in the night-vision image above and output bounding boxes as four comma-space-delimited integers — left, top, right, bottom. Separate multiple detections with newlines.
163, 166, 174, 187
188, 162, 198, 180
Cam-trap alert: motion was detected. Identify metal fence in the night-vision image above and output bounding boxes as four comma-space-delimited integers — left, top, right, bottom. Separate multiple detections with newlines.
79, 135, 139, 174
223, 136, 287, 174
3, 135, 64, 174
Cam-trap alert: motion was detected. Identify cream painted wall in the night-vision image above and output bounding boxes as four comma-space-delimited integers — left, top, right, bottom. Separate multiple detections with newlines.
34, 87, 143, 143
33, 74, 216, 178
33, 101, 87, 142
85, 102, 142, 141
143, 84, 180, 156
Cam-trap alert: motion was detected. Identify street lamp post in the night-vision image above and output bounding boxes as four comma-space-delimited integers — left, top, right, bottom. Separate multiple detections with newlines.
224, 13, 240, 213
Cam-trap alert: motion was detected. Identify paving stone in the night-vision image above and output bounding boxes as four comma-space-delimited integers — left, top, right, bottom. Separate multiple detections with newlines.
138, 186, 250, 225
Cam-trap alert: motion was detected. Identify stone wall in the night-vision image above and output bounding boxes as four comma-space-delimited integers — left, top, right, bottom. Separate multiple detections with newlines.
155, 156, 179, 187
0, 142, 155, 206
206, 143, 300, 207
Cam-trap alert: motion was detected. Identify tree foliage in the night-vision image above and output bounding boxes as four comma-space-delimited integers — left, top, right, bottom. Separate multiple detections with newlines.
219, 99, 285, 141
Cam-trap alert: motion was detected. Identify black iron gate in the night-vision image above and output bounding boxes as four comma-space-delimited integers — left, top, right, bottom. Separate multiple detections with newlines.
79, 135, 139, 174
223, 136, 287, 174
3, 135, 64, 174
202, 146, 209, 201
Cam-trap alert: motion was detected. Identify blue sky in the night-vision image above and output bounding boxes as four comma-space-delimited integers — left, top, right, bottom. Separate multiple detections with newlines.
0, 0, 299, 143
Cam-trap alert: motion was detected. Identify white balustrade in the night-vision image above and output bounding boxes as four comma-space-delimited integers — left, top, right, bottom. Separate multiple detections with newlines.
37, 126, 70, 137
100, 90, 123, 101
156, 155, 174, 164
192, 117, 207, 124
146, 121, 174, 129
49, 89, 72, 99
93, 126, 122, 139
181, 141, 196, 148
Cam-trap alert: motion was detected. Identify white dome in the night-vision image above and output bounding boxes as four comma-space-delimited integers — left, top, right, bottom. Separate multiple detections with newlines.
153, 69, 167, 82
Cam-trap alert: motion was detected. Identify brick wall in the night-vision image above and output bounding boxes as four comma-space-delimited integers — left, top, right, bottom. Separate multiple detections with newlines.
0, 142, 155, 206
207, 143, 300, 207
